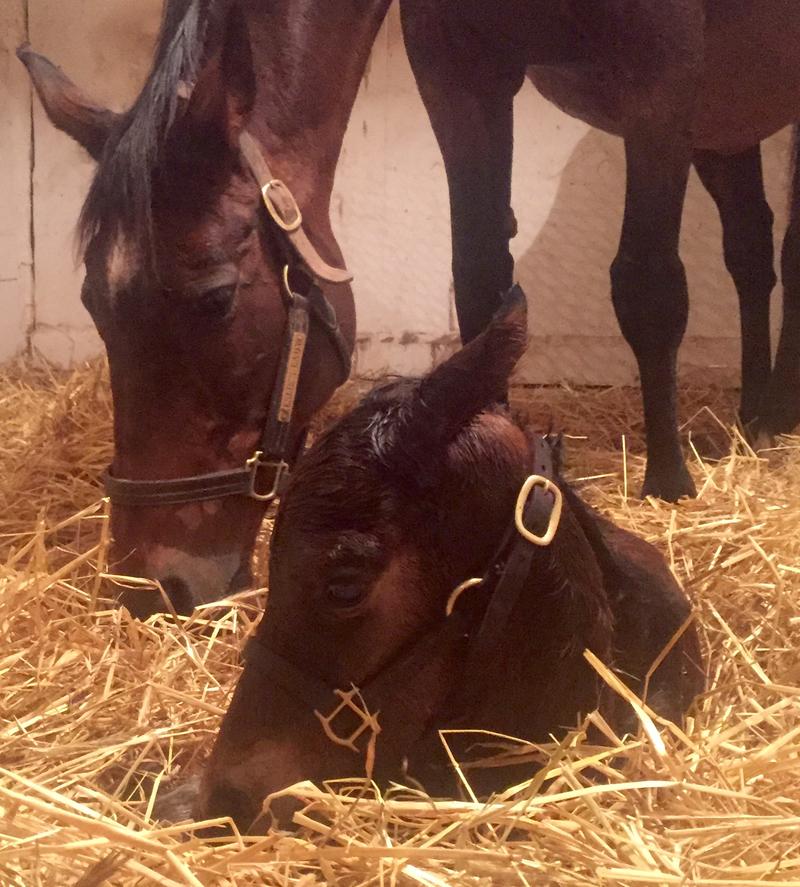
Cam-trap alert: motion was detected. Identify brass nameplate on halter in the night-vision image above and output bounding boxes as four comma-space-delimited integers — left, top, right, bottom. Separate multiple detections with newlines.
278, 330, 308, 424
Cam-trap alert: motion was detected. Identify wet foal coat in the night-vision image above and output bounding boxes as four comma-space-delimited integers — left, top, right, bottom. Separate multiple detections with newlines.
197, 289, 704, 831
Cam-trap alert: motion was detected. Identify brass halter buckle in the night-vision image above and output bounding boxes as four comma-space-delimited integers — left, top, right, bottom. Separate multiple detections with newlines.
262, 179, 303, 232
514, 474, 563, 546
246, 451, 289, 502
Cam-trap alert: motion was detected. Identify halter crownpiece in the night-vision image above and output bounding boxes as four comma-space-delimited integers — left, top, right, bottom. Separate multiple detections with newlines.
238, 132, 353, 285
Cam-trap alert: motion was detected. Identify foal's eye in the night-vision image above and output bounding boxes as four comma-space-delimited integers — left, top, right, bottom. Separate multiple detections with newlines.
326, 580, 366, 607
191, 284, 236, 320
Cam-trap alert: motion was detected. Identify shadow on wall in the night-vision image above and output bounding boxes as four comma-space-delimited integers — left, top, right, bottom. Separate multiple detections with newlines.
513, 125, 791, 387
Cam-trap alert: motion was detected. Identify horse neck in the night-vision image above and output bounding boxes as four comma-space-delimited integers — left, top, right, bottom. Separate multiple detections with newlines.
245, 0, 391, 217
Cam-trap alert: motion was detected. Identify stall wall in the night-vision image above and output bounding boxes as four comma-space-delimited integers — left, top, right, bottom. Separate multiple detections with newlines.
3, 1, 792, 383
0, 0, 34, 362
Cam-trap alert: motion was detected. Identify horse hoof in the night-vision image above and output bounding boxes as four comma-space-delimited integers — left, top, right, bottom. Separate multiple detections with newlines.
766, 412, 800, 437
151, 775, 202, 824
749, 426, 775, 454
737, 412, 775, 453
640, 466, 696, 502
757, 384, 800, 437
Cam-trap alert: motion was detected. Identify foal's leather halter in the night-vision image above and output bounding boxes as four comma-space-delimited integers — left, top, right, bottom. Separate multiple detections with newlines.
103, 132, 352, 508
242, 434, 563, 767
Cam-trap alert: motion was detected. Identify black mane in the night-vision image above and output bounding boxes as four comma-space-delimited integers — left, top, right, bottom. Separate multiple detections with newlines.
78, 0, 218, 258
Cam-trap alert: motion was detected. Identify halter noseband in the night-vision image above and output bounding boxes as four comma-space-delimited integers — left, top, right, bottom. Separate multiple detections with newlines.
102, 132, 352, 508
241, 435, 564, 767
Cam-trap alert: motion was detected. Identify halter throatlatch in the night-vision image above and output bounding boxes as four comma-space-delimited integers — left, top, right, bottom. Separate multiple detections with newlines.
103, 131, 352, 508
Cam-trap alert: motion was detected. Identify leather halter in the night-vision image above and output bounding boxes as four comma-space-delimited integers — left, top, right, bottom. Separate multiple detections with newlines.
103, 132, 352, 508
241, 434, 563, 765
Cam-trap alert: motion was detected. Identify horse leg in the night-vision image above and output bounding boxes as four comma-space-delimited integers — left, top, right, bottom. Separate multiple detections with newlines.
760, 132, 800, 435
693, 147, 776, 431
400, 0, 524, 343
611, 134, 695, 501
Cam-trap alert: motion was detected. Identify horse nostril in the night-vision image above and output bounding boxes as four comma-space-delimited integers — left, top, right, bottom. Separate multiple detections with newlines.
205, 782, 259, 832
160, 575, 194, 615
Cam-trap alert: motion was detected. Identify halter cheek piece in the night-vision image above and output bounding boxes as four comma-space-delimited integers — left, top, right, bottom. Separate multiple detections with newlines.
102, 132, 353, 508
242, 435, 564, 766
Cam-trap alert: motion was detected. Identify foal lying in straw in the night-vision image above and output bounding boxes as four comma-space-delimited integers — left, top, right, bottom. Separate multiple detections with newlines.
173, 286, 705, 831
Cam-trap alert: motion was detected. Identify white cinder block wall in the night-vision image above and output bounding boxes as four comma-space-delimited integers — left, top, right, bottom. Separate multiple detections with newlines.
1, 1, 792, 384
1, 0, 35, 362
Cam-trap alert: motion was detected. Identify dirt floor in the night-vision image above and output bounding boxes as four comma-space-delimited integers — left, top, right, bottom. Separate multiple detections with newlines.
1, 359, 798, 885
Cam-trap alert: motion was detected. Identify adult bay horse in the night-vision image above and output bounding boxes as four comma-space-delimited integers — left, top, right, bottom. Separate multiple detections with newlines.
18, 0, 391, 616
400, 0, 800, 500
194, 288, 704, 832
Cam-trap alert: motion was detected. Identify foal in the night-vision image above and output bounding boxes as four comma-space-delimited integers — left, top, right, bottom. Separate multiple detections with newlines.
196, 287, 704, 831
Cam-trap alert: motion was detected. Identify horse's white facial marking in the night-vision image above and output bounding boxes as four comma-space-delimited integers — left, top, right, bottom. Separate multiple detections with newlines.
106, 236, 137, 298
146, 545, 243, 604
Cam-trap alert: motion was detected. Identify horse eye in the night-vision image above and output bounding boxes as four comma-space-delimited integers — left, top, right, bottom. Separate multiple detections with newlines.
326, 581, 366, 607
191, 284, 236, 319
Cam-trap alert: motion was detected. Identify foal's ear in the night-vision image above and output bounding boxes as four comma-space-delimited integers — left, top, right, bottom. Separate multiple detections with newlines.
417, 285, 528, 437
182, 3, 255, 147
17, 45, 118, 161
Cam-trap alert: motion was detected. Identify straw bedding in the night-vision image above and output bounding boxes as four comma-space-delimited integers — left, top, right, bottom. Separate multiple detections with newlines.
1, 359, 799, 886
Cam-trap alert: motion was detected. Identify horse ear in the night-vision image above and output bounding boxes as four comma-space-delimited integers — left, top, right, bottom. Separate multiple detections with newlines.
17, 45, 119, 161
416, 284, 528, 438
182, 3, 255, 146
